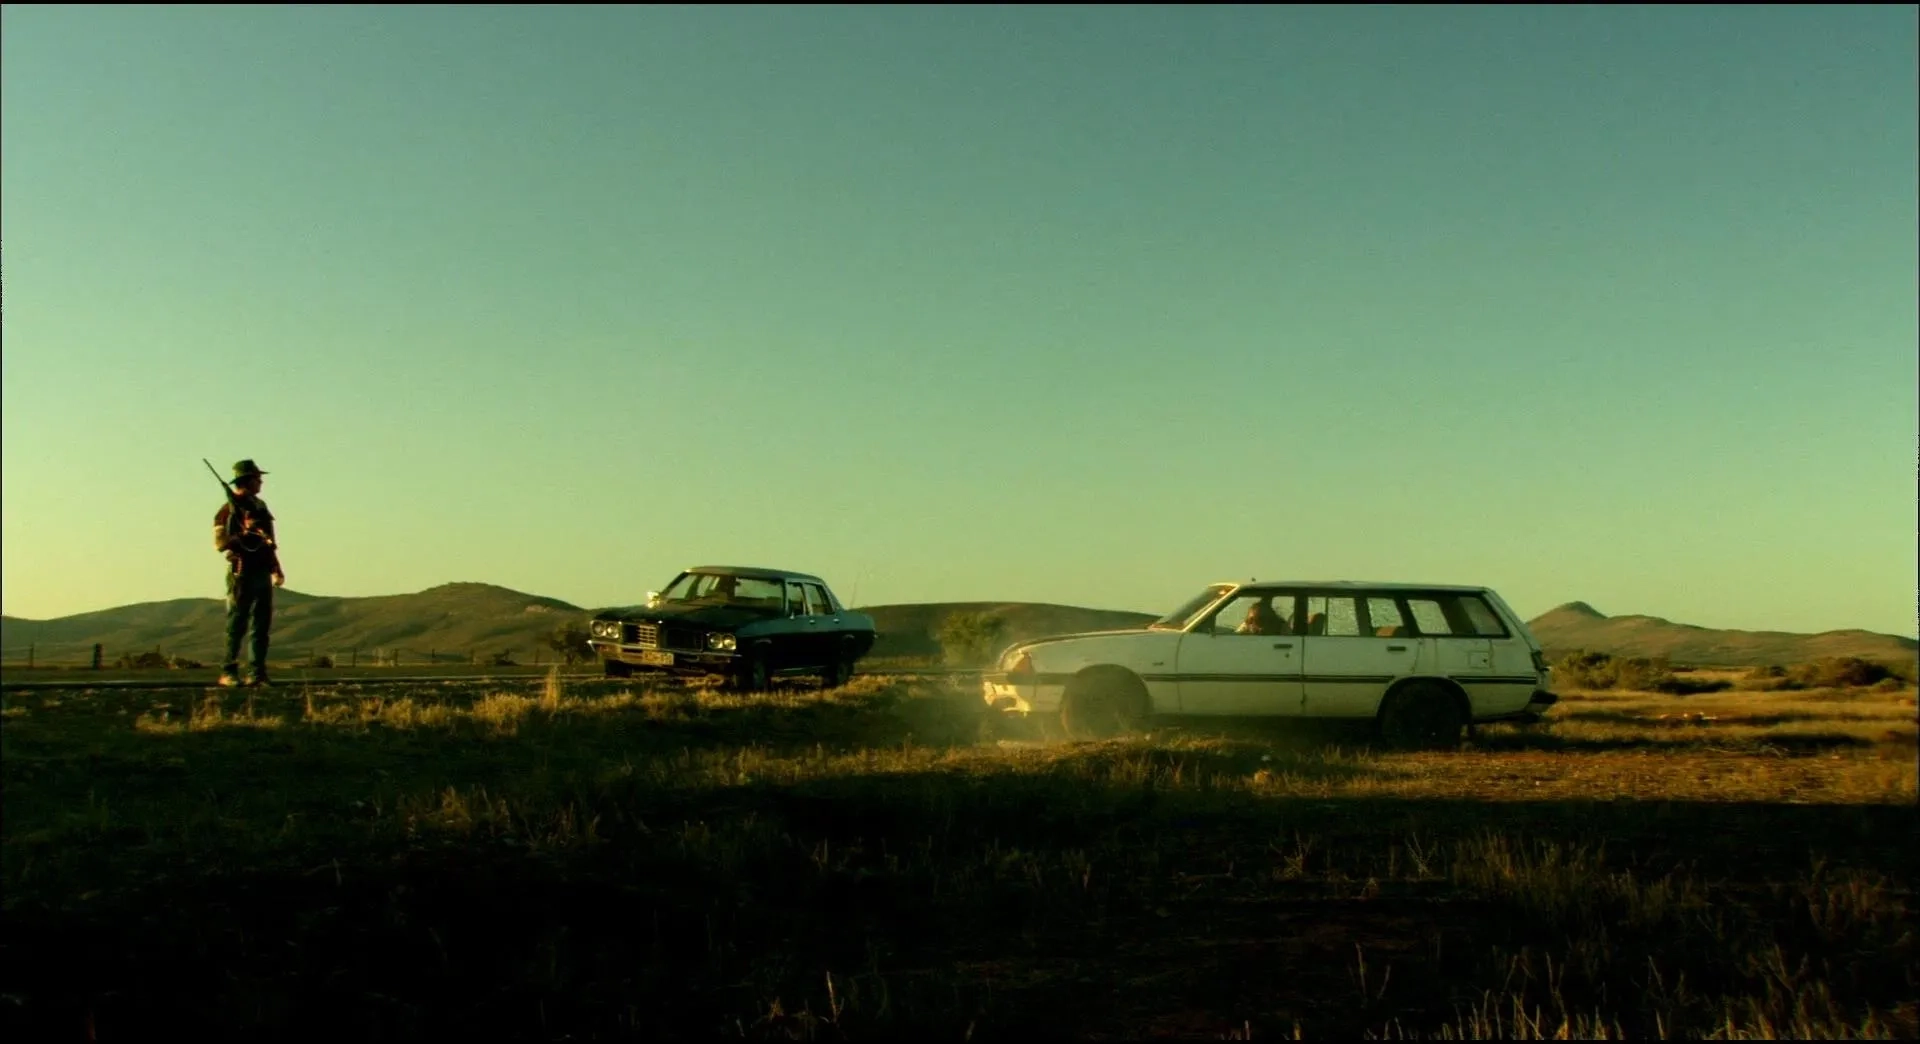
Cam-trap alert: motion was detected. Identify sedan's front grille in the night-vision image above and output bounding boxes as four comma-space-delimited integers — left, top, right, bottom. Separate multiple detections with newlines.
663, 626, 705, 652
629, 623, 660, 648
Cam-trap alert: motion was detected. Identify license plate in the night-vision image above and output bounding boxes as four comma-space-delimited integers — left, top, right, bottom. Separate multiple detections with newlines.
638, 650, 674, 667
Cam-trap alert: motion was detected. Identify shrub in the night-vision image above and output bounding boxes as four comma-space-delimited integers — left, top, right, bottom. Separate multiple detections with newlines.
1551, 650, 1727, 694
490, 650, 518, 668
311, 655, 334, 669
1787, 657, 1897, 690
1742, 658, 1908, 692
546, 622, 594, 665
936, 611, 1007, 667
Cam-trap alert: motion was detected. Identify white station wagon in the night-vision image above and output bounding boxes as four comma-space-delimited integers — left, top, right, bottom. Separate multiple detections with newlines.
981, 580, 1558, 746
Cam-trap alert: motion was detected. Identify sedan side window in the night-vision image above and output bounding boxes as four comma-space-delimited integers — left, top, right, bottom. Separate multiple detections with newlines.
785, 582, 809, 616
804, 583, 835, 615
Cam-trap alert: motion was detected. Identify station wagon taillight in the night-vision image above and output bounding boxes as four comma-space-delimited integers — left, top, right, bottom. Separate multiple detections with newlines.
1531, 649, 1550, 673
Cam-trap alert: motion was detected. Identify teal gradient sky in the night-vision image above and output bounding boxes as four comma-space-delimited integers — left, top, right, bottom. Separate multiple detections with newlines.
3, 5, 1915, 634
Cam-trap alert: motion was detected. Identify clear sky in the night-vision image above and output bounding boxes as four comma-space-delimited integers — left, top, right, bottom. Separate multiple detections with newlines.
3, 5, 1915, 635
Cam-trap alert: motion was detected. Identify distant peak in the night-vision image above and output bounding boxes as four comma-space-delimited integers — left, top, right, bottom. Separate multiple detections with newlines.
1550, 601, 1606, 619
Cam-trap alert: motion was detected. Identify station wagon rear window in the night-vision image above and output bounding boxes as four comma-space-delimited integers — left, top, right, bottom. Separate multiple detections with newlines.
1402, 593, 1510, 637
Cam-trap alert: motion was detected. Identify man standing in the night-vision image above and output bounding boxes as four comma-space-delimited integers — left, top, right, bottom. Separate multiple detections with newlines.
213, 459, 285, 687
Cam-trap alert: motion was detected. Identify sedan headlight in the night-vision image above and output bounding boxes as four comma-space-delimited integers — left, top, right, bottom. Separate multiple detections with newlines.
590, 621, 617, 639
706, 633, 737, 652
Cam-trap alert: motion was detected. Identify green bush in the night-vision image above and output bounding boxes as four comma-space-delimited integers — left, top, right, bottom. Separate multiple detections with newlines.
546, 622, 594, 665
1746, 657, 1903, 691
936, 611, 1007, 668
1552, 650, 1728, 694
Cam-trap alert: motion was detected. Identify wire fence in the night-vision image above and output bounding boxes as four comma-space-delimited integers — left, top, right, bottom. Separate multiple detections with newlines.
0, 644, 593, 671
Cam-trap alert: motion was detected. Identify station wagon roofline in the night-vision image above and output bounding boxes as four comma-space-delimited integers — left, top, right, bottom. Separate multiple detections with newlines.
683, 565, 829, 584
1213, 581, 1491, 593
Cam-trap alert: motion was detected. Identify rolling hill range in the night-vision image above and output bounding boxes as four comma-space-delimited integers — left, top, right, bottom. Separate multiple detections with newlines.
2, 585, 1912, 669
0, 583, 588, 665
1528, 602, 1917, 667
0, 584, 1157, 667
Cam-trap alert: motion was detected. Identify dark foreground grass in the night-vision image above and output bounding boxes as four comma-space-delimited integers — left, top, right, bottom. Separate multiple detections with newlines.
2, 675, 1915, 1039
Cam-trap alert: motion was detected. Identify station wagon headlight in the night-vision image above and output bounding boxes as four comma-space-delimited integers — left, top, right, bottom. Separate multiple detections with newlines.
590, 621, 617, 639
707, 633, 737, 652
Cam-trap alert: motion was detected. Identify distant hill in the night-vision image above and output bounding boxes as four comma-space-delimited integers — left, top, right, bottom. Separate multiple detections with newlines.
5, 584, 1912, 670
1527, 602, 1918, 667
0, 583, 590, 665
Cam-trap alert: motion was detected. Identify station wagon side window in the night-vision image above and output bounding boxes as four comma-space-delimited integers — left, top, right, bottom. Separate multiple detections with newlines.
1459, 595, 1509, 636
1203, 591, 1300, 635
1365, 598, 1410, 637
1405, 598, 1456, 635
1303, 596, 1362, 636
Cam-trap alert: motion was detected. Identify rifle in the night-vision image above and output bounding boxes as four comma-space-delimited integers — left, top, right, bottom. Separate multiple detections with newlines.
204, 458, 272, 556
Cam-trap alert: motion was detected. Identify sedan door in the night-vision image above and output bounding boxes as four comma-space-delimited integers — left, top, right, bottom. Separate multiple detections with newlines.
802, 582, 845, 668
1174, 591, 1306, 715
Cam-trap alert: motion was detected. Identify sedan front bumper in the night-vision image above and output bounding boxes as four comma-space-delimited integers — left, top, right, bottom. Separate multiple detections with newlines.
588, 640, 739, 673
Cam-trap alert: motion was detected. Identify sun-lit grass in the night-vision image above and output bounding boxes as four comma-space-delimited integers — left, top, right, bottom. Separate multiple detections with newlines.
4, 672, 1915, 1038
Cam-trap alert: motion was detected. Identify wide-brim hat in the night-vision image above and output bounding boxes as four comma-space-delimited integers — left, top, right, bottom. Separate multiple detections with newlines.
231, 459, 269, 481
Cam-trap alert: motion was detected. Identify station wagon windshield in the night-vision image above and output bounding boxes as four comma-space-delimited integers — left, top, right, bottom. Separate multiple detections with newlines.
1149, 584, 1235, 631
656, 572, 787, 609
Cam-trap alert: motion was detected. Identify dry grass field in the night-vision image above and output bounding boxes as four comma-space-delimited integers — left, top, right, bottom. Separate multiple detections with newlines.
2, 670, 1914, 1039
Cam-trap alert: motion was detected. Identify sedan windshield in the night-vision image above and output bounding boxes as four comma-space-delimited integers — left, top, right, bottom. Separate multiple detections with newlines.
1149, 584, 1235, 631
656, 572, 786, 610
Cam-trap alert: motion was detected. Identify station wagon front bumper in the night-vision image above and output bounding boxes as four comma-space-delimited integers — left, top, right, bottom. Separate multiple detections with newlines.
981, 671, 1069, 715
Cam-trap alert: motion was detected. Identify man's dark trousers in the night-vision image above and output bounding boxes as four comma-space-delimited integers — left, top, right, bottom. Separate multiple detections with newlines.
224, 569, 275, 678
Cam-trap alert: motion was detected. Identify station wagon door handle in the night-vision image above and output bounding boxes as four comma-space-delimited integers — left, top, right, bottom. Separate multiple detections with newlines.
1386, 645, 1408, 652
1273, 642, 1293, 649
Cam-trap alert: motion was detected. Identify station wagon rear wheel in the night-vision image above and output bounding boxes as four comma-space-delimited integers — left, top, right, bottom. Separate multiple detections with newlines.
1377, 681, 1466, 750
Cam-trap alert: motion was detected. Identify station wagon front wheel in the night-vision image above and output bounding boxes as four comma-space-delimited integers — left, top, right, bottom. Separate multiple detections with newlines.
1377, 681, 1467, 750
1060, 669, 1149, 742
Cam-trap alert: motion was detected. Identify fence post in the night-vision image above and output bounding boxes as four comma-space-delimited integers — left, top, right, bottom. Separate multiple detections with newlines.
351, 647, 357, 668
430, 648, 435, 665
26, 644, 32, 669
92, 644, 103, 670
